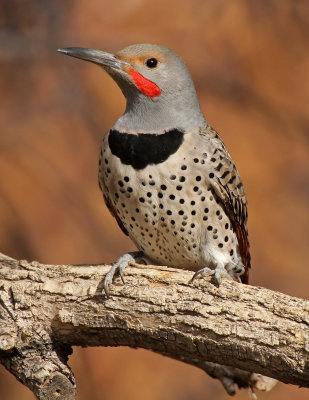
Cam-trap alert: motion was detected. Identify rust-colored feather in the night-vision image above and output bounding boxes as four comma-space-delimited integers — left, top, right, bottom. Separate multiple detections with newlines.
212, 180, 251, 283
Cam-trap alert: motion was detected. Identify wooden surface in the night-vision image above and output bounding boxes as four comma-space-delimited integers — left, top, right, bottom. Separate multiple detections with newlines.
1, 253, 308, 399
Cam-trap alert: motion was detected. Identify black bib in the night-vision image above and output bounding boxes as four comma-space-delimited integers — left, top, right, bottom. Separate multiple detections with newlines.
108, 128, 184, 170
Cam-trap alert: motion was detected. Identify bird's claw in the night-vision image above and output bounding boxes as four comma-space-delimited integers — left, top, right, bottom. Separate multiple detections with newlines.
119, 270, 125, 285
226, 263, 245, 282
190, 264, 232, 286
190, 267, 214, 283
103, 251, 144, 297
103, 263, 125, 297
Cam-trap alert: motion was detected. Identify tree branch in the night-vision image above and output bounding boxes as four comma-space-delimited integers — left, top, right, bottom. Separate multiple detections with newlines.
0, 252, 308, 399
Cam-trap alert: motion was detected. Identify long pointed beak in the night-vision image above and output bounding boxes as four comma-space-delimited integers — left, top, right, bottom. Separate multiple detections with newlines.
57, 47, 130, 70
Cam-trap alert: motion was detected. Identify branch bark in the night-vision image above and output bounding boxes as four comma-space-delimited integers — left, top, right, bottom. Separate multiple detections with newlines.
0, 252, 308, 399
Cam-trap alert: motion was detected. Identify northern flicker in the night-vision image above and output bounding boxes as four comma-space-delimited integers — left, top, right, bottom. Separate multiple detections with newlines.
58, 44, 251, 295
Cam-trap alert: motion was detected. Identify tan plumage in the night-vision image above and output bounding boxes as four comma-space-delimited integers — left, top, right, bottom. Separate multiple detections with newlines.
98, 122, 250, 283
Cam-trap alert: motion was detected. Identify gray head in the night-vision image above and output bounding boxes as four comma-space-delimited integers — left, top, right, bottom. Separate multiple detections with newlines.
58, 43, 206, 132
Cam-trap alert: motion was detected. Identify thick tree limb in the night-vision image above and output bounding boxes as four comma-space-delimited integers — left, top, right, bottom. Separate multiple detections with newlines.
0, 252, 308, 399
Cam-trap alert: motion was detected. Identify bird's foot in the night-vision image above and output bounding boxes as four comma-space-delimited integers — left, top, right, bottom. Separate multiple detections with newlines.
190, 264, 232, 286
103, 251, 145, 297
226, 263, 245, 282
190, 267, 214, 283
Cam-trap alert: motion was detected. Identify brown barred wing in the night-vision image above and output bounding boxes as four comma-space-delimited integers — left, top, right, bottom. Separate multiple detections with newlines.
201, 124, 251, 283
210, 155, 251, 283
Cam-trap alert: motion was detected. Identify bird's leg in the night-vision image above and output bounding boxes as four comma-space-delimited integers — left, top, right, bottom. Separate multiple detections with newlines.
190, 263, 232, 286
214, 263, 232, 285
103, 251, 146, 296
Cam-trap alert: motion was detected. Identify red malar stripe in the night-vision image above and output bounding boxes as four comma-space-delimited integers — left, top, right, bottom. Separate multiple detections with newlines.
129, 69, 161, 97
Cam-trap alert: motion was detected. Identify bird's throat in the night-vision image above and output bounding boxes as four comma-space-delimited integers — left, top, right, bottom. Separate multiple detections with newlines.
129, 69, 161, 98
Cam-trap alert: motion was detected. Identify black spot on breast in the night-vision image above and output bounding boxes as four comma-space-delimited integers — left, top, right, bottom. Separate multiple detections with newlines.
108, 128, 184, 170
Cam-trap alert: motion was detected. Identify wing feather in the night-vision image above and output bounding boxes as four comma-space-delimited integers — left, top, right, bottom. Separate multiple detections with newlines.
200, 127, 251, 283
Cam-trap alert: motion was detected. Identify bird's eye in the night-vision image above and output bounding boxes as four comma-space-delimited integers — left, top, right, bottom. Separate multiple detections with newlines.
145, 58, 158, 69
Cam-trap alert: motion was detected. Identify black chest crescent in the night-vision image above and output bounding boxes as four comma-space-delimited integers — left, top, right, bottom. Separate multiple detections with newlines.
108, 128, 184, 170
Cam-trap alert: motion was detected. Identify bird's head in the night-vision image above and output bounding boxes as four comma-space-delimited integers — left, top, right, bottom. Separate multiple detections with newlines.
58, 43, 205, 132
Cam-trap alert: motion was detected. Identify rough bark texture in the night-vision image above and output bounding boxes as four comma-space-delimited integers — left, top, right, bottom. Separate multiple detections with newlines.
0, 252, 308, 399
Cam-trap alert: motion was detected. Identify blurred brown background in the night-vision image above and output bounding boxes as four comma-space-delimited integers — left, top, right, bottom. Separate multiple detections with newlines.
0, 0, 308, 399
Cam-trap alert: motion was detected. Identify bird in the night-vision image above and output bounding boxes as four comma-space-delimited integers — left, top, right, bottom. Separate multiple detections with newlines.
58, 44, 251, 295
